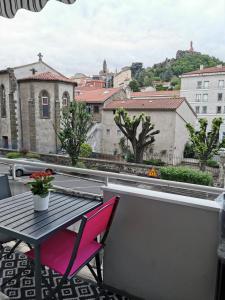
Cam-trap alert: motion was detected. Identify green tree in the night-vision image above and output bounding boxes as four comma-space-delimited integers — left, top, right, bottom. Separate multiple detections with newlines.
80, 143, 92, 158
129, 80, 140, 92
186, 118, 225, 171
57, 102, 92, 166
114, 108, 160, 163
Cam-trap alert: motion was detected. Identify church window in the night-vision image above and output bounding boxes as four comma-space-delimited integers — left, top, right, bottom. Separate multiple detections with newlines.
62, 91, 70, 107
0, 85, 6, 118
39, 90, 50, 118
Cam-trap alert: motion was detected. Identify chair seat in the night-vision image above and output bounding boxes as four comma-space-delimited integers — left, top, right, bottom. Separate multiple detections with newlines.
26, 229, 102, 276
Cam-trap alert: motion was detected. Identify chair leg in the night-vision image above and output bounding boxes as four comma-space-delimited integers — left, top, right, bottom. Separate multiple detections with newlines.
87, 263, 99, 282
45, 274, 68, 300
95, 253, 103, 283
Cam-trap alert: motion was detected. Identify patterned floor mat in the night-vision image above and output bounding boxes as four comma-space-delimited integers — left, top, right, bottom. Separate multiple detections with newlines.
0, 248, 129, 300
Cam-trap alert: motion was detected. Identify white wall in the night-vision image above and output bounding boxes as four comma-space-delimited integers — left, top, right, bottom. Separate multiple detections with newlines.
103, 184, 220, 300
102, 109, 177, 157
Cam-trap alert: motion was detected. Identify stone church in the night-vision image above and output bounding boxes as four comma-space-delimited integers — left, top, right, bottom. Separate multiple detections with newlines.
0, 54, 75, 153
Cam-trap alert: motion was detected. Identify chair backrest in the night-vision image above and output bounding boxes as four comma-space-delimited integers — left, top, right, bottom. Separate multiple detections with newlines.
0, 175, 11, 200
78, 196, 119, 250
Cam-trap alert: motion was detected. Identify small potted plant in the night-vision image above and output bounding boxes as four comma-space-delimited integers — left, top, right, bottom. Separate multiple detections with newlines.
28, 171, 54, 211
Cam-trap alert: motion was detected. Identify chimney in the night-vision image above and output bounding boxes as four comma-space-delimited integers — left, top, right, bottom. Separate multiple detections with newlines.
217, 64, 223, 68
200, 64, 204, 70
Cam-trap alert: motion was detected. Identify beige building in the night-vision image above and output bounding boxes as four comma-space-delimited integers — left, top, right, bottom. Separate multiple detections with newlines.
102, 97, 196, 162
113, 67, 132, 88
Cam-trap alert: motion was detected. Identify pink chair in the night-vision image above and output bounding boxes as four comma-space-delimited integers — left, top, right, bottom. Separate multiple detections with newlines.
25, 196, 119, 298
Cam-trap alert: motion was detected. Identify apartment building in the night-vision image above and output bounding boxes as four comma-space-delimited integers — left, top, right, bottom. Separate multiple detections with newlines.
180, 65, 225, 139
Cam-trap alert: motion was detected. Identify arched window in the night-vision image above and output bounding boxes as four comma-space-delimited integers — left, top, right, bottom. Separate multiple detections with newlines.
39, 90, 50, 118
0, 84, 6, 118
62, 91, 70, 107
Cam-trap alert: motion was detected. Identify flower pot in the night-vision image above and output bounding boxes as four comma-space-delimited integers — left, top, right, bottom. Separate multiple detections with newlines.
33, 193, 50, 211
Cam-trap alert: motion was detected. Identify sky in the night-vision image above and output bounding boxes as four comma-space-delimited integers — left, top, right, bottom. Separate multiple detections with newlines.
0, 0, 225, 77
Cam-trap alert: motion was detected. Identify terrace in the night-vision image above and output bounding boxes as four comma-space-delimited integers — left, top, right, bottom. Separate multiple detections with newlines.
0, 157, 224, 300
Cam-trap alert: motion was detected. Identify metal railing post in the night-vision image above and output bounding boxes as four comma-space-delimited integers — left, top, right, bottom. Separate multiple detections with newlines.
12, 164, 16, 180
105, 176, 109, 186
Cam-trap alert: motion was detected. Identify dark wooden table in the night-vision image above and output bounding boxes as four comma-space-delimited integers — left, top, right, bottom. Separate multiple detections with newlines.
0, 191, 102, 300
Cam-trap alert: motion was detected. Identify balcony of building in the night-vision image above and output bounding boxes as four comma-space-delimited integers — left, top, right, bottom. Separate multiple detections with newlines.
0, 157, 224, 300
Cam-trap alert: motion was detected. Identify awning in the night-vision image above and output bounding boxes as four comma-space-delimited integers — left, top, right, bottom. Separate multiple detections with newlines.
0, 0, 76, 19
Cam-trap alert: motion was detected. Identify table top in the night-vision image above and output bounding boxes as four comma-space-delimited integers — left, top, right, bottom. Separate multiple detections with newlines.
0, 191, 102, 244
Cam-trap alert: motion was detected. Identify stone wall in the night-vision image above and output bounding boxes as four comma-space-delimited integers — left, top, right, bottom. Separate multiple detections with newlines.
0, 148, 158, 177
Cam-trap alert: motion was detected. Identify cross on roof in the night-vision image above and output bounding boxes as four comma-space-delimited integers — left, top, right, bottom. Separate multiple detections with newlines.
30, 68, 38, 75
38, 52, 43, 62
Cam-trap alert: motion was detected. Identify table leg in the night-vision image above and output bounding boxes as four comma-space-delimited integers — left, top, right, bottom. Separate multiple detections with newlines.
34, 244, 42, 300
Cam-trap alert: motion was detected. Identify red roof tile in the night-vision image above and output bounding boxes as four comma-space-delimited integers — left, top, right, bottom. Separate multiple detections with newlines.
182, 65, 225, 76
76, 88, 122, 103
131, 90, 180, 98
104, 98, 185, 111
18, 72, 76, 84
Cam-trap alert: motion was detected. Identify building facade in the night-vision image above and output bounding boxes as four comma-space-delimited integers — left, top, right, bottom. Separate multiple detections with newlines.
102, 97, 196, 163
113, 67, 132, 88
180, 65, 225, 139
18, 72, 75, 153
0, 56, 75, 152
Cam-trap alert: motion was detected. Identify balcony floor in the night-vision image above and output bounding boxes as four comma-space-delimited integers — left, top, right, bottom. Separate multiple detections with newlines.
0, 247, 129, 300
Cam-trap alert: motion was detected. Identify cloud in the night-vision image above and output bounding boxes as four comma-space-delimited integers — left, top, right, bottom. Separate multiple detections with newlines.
0, 0, 224, 76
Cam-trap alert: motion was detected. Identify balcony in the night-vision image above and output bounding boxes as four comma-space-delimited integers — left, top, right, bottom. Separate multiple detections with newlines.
0, 157, 223, 300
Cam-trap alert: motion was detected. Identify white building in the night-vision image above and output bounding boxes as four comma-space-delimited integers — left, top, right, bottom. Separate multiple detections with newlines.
102, 97, 196, 163
180, 65, 225, 139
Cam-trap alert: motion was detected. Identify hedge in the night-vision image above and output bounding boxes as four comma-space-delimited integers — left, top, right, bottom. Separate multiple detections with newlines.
160, 166, 213, 186
6, 152, 22, 159
143, 159, 165, 166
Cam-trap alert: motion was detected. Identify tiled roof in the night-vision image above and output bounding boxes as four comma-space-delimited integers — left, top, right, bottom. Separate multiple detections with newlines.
76, 88, 122, 103
131, 90, 180, 98
104, 97, 185, 111
18, 72, 76, 84
182, 65, 225, 76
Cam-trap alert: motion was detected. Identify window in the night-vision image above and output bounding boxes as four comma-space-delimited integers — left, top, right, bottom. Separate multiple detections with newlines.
106, 129, 110, 136
195, 106, 200, 114
217, 106, 222, 114
202, 94, 208, 102
196, 94, 201, 102
0, 85, 6, 118
86, 105, 91, 114
62, 91, 70, 107
93, 105, 99, 113
203, 81, 209, 89
197, 81, 202, 89
218, 80, 224, 88
39, 90, 50, 118
202, 106, 207, 114
218, 93, 223, 101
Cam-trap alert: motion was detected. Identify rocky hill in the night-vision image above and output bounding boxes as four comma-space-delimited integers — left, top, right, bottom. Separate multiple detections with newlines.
134, 45, 224, 90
